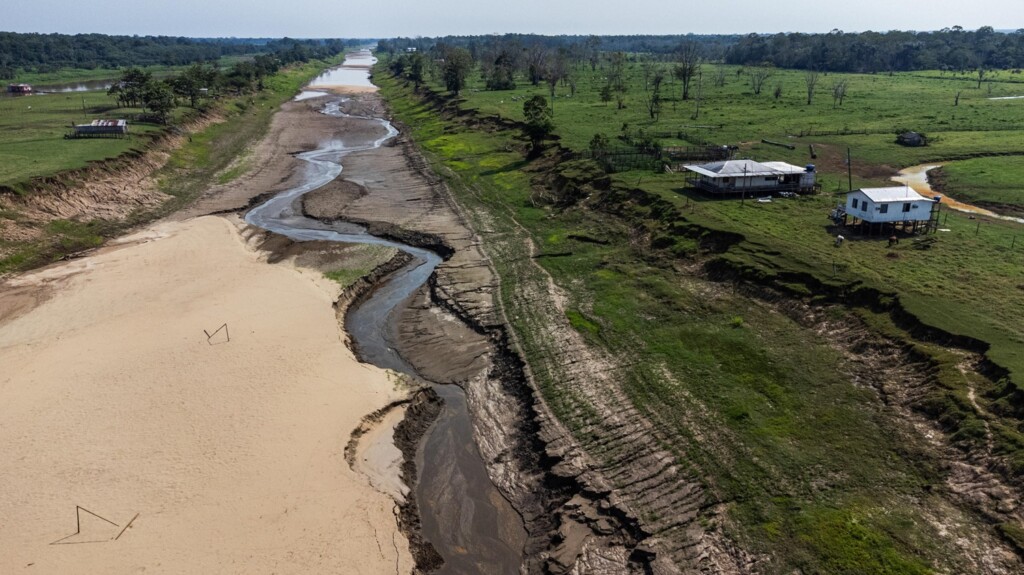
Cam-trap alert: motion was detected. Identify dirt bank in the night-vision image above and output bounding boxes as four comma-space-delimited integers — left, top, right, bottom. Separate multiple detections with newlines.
300, 93, 668, 573
0, 216, 414, 573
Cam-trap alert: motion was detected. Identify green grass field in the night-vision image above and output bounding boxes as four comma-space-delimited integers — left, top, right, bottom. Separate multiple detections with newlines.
0, 91, 165, 188
400, 56, 1024, 386
379, 55, 1024, 573
0, 55, 343, 274
936, 157, 1024, 213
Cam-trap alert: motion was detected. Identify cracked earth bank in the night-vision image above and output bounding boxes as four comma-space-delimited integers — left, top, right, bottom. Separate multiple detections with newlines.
301, 92, 724, 575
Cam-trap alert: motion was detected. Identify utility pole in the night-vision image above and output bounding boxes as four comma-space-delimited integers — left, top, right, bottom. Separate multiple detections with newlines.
741, 164, 747, 206
847, 147, 853, 191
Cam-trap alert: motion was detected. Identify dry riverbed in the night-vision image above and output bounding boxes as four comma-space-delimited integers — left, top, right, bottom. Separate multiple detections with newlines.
0, 215, 413, 574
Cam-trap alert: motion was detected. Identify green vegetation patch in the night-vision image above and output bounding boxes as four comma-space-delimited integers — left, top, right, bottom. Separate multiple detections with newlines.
936, 157, 1024, 214
377, 71, 991, 573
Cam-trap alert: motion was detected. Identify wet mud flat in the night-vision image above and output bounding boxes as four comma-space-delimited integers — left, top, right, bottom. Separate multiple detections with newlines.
300, 95, 664, 574
241, 87, 531, 573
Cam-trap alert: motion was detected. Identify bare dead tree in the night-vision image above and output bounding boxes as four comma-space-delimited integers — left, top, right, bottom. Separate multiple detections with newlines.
643, 67, 665, 120
691, 71, 704, 120
713, 64, 727, 87
805, 69, 820, 105
749, 63, 774, 95
674, 41, 702, 100
831, 79, 848, 108
977, 67, 986, 89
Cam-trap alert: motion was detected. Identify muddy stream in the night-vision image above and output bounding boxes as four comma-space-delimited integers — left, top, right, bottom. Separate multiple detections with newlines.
893, 163, 1024, 224
245, 61, 525, 574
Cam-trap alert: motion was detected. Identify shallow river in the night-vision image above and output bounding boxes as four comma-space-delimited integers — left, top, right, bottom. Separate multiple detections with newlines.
245, 56, 525, 574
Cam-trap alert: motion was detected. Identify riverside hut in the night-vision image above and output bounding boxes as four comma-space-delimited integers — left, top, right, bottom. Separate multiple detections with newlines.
70, 119, 129, 139
684, 159, 818, 196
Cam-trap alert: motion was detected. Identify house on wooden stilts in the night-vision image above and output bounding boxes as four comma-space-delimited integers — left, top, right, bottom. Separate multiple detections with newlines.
838, 186, 941, 235
684, 159, 818, 196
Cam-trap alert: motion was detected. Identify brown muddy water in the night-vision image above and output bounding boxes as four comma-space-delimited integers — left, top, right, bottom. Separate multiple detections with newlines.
245, 56, 526, 574
893, 163, 1024, 225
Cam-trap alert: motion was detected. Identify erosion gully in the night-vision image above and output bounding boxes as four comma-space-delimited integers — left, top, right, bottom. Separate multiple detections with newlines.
245, 67, 525, 573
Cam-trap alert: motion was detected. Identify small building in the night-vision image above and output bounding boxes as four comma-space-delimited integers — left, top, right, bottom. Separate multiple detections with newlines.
896, 131, 927, 147
70, 119, 129, 139
684, 159, 818, 195
840, 186, 940, 234
7, 83, 32, 94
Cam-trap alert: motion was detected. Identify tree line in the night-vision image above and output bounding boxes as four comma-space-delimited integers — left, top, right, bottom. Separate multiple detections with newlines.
0, 32, 347, 79
380, 28, 1024, 77
725, 27, 1024, 73
106, 42, 345, 124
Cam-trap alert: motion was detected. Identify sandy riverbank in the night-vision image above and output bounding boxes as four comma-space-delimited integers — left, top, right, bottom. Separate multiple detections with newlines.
0, 215, 413, 573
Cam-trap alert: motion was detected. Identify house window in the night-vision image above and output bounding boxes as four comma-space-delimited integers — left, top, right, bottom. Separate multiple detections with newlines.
852, 198, 859, 209
880, 204, 889, 213
862, 202, 868, 212
902, 203, 911, 212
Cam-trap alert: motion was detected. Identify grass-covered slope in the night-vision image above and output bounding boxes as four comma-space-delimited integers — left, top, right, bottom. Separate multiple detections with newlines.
379, 69, 1024, 574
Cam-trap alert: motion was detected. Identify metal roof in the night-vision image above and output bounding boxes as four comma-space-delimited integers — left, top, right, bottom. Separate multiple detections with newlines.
761, 161, 809, 175
854, 187, 931, 203
684, 159, 807, 178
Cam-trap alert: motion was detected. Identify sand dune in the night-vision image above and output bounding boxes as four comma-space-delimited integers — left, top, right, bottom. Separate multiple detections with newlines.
0, 216, 412, 574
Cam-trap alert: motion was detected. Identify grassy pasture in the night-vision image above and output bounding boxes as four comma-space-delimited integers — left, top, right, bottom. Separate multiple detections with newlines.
0, 56, 342, 274
407, 56, 1024, 389
936, 157, 1024, 213
380, 54, 1024, 573
0, 90, 165, 188
380, 74, 969, 574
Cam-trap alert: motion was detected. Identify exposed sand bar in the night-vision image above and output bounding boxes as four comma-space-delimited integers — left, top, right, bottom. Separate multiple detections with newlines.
0, 216, 412, 573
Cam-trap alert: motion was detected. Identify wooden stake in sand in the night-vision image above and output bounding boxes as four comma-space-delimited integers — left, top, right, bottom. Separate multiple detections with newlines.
204, 323, 230, 345
50, 506, 120, 545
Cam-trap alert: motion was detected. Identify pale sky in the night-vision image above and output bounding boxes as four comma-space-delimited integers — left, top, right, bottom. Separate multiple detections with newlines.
5, 0, 1022, 38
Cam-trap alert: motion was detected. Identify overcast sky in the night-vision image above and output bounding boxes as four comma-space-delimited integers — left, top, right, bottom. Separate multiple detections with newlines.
5, 0, 1022, 38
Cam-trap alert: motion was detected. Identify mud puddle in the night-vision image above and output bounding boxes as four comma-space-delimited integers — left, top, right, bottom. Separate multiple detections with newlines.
893, 163, 1024, 224
245, 56, 525, 574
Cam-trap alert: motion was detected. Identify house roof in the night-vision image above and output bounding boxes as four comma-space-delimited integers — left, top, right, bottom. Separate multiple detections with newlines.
853, 186, 931, 203
684, 159, 792, 178
761, 161, 809, 175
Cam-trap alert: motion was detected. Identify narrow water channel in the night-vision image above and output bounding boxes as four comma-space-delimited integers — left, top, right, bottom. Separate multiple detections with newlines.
245, 58, 525, 574
893, 163, 1024, 225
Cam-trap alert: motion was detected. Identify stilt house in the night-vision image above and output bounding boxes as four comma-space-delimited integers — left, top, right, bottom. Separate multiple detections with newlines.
684, 159, 817, 195
841, 186, 940, 234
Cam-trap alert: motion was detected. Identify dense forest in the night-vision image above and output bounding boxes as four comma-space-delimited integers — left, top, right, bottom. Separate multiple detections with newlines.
377, 34, 739, 61
379, 28, 1024, 74
725, 27, 1024, 72
0, 32, 347, 78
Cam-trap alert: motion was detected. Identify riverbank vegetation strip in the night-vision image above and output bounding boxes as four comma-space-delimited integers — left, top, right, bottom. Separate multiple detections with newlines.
377, 42, 1024, 572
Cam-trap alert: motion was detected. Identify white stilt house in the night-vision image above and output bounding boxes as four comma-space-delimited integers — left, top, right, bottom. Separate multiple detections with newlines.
840, 186, 940, 234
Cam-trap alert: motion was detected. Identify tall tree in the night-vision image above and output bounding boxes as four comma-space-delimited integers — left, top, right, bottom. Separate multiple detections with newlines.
674, 41, 702, 101
523, 95, 554, 157
172, 63, 219, 108
109, 67, 152, 108
441, 47, 473, 96
142, 80, 176, 124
